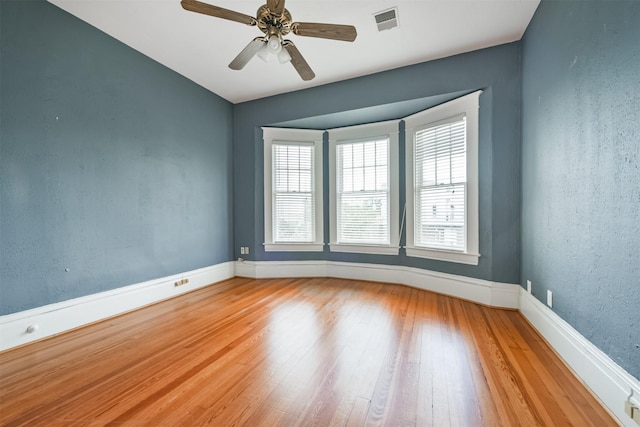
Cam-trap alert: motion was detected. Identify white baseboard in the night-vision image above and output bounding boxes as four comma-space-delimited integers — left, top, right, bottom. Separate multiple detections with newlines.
235, 260, 520, 309
0, 261, 235, 352
519, 289, 640, 426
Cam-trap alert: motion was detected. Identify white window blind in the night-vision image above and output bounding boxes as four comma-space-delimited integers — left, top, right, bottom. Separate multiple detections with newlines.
263, 127, 323, 252
405, 90, 481, 264
336, 138, 390, 245
272, 143, 315, 243
415, 116, 467, 251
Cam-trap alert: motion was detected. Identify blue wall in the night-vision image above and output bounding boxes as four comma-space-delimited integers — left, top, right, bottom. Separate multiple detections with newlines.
0, 0, 234, 315
233, 43, 522, 284
521, 0, 640, 378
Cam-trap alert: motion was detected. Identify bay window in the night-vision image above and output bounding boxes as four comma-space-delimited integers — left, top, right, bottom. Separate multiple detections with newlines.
263, 127, 324, 252
405, 91, 481, 264
329, 120, 400, 255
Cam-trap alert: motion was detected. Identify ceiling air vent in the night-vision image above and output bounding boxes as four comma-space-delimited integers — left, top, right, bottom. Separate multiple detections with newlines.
374, 7, 399, 32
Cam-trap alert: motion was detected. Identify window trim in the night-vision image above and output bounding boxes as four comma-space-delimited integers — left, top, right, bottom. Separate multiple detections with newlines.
404, 91, 482, 265
328, 120, 400, 255
263, 127, 325, 252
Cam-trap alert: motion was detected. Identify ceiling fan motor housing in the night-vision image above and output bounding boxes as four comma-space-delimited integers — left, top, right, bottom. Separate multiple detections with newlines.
257, 5, 292, 37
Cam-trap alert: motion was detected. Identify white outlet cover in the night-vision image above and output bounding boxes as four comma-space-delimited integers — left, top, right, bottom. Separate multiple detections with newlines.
527, 280, 532, 294
547, 290, 553, 308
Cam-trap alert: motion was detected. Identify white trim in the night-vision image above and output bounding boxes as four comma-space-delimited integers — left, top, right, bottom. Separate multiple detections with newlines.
405, 247, 480, 265
328, 120, 401, 252
328, 120, 400, 141
262, 127, 325, 251
235, 259, 519, 309
263, 243, 324, 252
519, 289, 640, 426
0, 262, 235, 352
405, 90, 482, 264
235, 259, 327, 279
262, 127, 324, 143
329, 243, 400, 255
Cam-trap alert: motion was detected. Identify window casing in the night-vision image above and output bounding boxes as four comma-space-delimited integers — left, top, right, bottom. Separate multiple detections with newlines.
329, 120, 400, 255
405, 91, 481, 265
263, 127, 324, 252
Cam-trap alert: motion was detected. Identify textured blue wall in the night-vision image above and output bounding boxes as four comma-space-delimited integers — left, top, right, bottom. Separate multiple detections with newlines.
0, 0, 234, 315
521, 0, 640, 378
233, 43, 522, 283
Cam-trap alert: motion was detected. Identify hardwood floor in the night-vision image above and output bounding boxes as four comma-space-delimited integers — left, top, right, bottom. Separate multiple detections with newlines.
0, 277, 616, 426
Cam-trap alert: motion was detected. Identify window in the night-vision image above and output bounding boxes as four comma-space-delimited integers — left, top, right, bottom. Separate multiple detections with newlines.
263, 127, 324, 252
329, 120, 400, 255
405, 91, 481, 265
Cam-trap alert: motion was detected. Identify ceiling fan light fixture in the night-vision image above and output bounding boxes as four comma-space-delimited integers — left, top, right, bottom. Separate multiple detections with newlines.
267, 35, 282, 54
257, 43, 270, 62
277, 48, 291, 63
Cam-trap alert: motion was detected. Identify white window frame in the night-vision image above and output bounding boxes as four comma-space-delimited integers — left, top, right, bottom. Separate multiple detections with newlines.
404, 91, 482, 265
328, 120, 400, 255
263, 127, 324, 252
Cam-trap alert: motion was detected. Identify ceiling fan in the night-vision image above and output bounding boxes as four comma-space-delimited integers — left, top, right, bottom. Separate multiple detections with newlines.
180, 0, 357, 81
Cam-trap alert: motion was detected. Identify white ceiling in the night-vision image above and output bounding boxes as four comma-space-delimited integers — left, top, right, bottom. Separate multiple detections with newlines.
47, 0, 540, 104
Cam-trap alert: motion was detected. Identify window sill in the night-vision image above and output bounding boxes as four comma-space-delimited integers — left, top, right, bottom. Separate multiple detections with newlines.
405, 247, 480, 265
330, 243, 400, 255
264, 243, 324, 252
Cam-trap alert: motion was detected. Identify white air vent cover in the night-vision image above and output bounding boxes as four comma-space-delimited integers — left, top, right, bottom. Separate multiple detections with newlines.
374, 7, 399, 31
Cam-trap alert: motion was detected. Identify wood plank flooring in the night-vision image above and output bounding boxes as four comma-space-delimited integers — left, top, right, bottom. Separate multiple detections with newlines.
0, 277, 617, 426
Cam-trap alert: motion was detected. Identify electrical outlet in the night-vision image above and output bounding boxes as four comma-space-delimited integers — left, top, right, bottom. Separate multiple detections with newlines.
240, 247, 245, 255
547, 290, 553, 308
174, 278, 189, 287
527, 280, 532, 294
244, 246, 249, 255
626, 390, 640, 424
626, 400, 640, 424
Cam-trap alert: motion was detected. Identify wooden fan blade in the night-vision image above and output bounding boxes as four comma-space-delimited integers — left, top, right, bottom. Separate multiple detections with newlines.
267, 0, 285, 16
181, 0, 256, 26
229, 38, 265, 70
283, 41, 315, 81
291, 22, 357, 42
